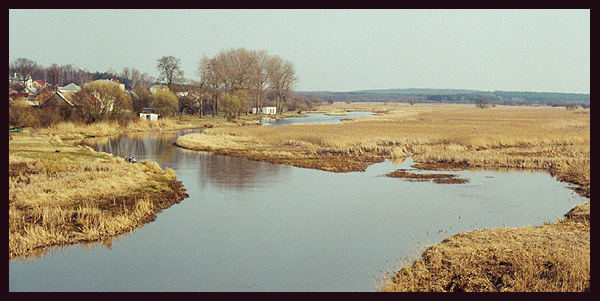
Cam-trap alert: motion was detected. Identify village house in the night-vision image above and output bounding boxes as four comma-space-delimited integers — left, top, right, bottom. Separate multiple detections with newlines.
32, 80, 48, 90
41, 83, 81, 114
251, 106, 277, 115
85, 78, 125, 91
149, 84, 169, 95
58, 83, 81, 93
42, 90, 76, 111
9, 73, 33, 87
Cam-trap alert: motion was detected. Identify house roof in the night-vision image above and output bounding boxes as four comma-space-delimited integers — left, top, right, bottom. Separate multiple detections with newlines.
56, 91, 75, 107
92, 78, 124, 85
23, 87, 38, 94
58, 83, 81, 91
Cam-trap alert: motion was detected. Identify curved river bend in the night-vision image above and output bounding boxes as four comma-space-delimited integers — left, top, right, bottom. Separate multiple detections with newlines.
9, 114, 586, 292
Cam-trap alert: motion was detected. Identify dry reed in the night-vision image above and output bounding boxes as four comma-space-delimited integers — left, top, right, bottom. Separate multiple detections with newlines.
377, 204, 590, 292
9, 133, 188, 260
177, 104, 589, 195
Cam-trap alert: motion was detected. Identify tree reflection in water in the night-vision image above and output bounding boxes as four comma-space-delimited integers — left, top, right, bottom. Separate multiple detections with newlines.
78, 130, 289, 192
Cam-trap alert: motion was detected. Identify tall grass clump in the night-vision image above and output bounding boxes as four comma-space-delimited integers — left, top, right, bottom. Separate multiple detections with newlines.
9, 133, 187, 260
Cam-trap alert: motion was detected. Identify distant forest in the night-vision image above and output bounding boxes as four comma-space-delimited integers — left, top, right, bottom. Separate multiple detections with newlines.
296, 88, 590, 108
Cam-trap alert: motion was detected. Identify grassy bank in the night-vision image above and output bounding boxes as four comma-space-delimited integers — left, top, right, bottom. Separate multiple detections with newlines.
31, 114, 262, 141
9, 133, 188, 260
176, 104, 589, 196
378, 203, 590, 292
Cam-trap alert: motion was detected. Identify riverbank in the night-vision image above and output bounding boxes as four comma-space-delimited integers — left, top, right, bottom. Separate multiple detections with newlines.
9, 132, 188, 260
8, 112, 313, 260
31, 114, 257, 141
174, 103, 590, 292
378, 203, 590, 292
175, 104, 590, 197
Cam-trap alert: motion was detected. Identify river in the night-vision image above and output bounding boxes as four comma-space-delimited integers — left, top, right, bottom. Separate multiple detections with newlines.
8, 114, 587, 292
260, 111, 374, 126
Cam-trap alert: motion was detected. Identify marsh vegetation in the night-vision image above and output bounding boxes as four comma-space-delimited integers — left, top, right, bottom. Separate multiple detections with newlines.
8, 133, 188, 259
174, 102, 590, 291
176, 103, 589, 197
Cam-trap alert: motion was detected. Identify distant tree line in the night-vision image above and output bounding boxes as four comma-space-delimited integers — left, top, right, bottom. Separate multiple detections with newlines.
9, 58, 157, 89
297, 89, 590, 109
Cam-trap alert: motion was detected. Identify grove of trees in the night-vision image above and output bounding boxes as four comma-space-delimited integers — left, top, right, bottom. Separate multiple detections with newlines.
196, 48, 299, 118
9, 49, 318, 128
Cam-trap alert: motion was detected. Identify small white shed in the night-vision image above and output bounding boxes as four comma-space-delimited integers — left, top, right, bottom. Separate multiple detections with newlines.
251, 106, 277, 115
140, 113, 159, 121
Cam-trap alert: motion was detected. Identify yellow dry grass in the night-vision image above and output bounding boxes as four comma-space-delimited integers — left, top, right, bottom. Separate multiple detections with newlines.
177, 104, 589, 195
175, 103, 590, 292
33, 114, 245, 141
9, 133, 186, 260
377, 204, 590, 292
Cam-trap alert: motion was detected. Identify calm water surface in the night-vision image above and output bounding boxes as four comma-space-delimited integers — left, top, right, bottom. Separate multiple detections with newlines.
9, 122, 586, 291
261, 111, 374, 126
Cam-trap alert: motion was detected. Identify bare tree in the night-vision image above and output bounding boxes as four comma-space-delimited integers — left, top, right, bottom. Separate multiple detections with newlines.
198, 55, 222, 117
250, 49, 271, 115
475, 97, 491, 109
267, 55, 298, 115
130, 67, 141, 88
139, 72, 155, 88
407, 95, 418, 105
122, 67, 131, 81
47, 64, 63, 86
156, 55, 185, 90
9, 58, 37, 86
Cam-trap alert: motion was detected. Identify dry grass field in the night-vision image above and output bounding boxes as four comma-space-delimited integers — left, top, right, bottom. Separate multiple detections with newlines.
177, 103, 589, 196
33, 115, 233, 141
9, 133, 188, 260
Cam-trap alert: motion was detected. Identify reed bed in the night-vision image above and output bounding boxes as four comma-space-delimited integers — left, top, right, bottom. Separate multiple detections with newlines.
177, 104, 589, 194
33, 115, 235, 141
9, 133, 187, 260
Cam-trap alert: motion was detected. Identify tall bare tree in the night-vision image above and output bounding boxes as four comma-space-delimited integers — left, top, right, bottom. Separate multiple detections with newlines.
47, 64, 63, 86
267, 56, 298, 115
9, 58, 37, 86
250, 49, 271, 115
198, 55, 223, 117
156, 55, 185, 90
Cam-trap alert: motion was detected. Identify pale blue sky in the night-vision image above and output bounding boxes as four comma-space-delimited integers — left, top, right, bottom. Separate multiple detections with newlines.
9, 9, 590, 93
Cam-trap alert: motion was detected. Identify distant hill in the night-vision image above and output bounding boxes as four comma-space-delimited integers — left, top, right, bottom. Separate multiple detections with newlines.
345, 88, 484, 95
296, 88, 590, 107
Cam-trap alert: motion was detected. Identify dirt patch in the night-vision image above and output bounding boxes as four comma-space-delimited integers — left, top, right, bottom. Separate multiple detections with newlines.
386, 169, 470, 184
217, 148, 384, 173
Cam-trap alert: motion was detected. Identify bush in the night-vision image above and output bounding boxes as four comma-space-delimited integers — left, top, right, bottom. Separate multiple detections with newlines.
150, 89, 179, 117
9, 101, 38, 128
36, 108, 63, 127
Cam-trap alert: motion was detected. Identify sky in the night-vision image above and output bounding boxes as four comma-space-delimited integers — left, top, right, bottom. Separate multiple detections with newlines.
9, 9, 590, 94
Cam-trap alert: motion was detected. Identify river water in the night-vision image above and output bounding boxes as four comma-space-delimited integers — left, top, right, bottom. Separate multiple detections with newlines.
9, 114, 587, 292
260, 111, 374, 126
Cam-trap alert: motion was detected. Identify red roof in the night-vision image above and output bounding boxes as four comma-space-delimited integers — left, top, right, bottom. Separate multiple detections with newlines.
35, 80, 47, 86
110, 78, 124, 85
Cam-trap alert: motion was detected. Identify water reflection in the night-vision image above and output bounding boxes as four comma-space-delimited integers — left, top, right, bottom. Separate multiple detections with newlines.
78, 130, 289, 192
10, 128, 587, 292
